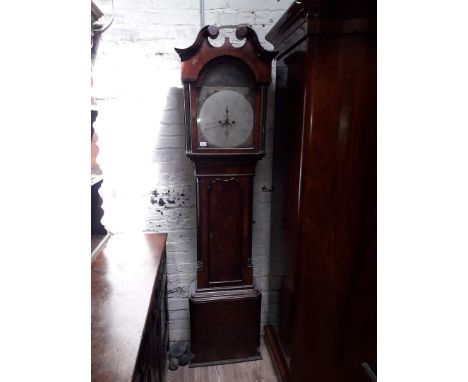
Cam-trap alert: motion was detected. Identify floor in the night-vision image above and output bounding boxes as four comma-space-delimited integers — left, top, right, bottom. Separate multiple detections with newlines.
166, 337, 280, 382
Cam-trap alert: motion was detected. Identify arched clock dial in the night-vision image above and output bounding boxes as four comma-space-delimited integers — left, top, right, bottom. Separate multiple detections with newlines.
198, 90, 254, 148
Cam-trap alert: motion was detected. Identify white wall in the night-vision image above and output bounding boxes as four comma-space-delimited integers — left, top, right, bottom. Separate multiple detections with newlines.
92, 0, 293, 343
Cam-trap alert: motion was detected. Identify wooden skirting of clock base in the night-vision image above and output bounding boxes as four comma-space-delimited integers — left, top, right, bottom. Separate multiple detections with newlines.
189, 354, 262, 368
189, 281, 262, 367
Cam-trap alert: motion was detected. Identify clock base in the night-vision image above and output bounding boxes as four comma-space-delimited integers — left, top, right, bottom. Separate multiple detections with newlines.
188, 281, 262, 366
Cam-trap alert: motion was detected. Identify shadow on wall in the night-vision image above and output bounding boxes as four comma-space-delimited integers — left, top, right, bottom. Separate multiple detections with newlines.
146, 87, 195, 229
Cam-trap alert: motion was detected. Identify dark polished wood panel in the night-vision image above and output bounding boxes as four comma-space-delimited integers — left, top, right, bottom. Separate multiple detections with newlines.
197, 173, 254, 288
289, 30, 376, 382
207, 178, 244, 284
266, 1, 376, 381
190, 284, 261, 366
91, 233, 167, 382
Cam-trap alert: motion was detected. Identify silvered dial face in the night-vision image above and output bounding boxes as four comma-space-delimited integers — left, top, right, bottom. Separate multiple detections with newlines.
198, 89, 254, 148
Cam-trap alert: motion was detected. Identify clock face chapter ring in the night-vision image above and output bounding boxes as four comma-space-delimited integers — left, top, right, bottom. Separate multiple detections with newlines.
198, 89, 254, 149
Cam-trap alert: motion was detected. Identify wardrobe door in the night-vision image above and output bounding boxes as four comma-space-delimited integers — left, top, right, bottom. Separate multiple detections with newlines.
289, 25, 377, 382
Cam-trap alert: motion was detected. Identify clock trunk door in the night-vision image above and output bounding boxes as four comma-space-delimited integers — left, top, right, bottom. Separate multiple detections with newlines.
198, 176, 252, 288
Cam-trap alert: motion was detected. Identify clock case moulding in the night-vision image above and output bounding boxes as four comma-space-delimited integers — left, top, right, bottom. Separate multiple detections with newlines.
175, 25, 277, 366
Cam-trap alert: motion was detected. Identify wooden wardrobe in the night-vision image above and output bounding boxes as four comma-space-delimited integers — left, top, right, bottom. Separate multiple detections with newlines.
264, 1, 376, 381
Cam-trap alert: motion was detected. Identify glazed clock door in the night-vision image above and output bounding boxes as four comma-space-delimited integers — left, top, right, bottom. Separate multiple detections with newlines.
197, 175, 252, 288
196, 58, 257, 150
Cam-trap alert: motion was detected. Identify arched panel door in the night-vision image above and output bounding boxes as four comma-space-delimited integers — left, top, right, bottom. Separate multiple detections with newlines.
198, 176, 252, 288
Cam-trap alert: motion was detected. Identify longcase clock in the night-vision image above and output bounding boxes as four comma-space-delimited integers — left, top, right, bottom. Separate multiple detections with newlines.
175, 25, 276, 366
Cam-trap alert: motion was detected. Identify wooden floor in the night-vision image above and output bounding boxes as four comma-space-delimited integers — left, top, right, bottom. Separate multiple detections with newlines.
166, 337, 280, 382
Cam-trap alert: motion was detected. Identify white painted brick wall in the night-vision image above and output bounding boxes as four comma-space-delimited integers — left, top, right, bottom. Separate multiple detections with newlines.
93, 0, 294, 344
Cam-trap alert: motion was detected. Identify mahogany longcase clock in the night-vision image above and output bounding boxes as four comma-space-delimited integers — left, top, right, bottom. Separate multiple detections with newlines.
175, 25, 276, 366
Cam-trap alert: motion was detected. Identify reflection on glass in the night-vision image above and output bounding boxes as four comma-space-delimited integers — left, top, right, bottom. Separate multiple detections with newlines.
197, 58, 255, 149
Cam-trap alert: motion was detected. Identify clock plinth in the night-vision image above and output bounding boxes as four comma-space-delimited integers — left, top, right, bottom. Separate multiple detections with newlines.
175, 25, 276, 366
189, 281, 262, 366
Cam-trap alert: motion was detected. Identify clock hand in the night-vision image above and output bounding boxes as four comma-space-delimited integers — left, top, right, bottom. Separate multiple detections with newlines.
222, 106, 237, 138
202, 121, 222, 129
222, 106, 233, 127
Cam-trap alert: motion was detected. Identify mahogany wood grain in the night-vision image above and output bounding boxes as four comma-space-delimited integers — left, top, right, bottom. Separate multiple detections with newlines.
206, 178, 244, 285
189, 283, 261, 366
289, 26, 376, 382
91, 233, 167, 382
266, 1, 376, 381
198, 175, 253, 287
